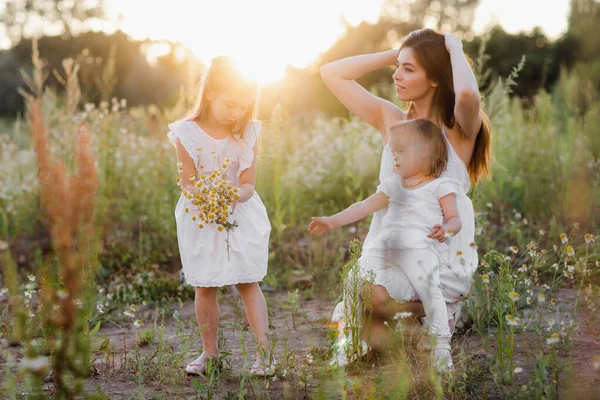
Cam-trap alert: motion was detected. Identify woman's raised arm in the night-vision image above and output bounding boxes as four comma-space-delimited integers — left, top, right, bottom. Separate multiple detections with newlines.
444, 33, 482, 140
320, 49, 406, 141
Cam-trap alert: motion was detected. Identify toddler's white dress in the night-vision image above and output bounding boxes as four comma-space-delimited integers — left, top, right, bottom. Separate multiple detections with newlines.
167, 120, 271, 287
332, 125, 478, 323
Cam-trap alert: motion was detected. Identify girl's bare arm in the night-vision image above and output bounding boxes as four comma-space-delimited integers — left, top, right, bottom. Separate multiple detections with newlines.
174, 138, 198, 194
237, 142, 259, 203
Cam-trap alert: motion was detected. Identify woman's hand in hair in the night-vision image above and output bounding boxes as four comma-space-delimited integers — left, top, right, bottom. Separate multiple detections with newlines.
444, 33, 463, 52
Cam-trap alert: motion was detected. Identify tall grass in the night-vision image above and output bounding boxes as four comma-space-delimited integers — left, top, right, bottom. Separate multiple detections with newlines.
0, 39, 598, 398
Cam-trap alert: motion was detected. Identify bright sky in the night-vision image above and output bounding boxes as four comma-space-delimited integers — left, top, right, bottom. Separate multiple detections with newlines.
0, 0, 570, 84
100, 0, 569, 83
473, 0, 570, 39
100, 0, 385, 83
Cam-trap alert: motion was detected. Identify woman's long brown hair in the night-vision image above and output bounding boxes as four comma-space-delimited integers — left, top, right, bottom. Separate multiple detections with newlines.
401, 28, 491, 185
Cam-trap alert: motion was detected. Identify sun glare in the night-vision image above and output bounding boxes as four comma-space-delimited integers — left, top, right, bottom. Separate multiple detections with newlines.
101, 0, 569, 87
230, 55, 286, 86
105, 0, 385, 86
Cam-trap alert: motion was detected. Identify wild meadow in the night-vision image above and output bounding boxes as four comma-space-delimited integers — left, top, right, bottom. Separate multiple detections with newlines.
0, 41, 599, 399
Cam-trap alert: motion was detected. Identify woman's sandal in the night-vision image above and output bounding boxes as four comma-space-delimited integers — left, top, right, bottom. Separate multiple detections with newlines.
249, 357, 277, 377
185, 354, 221, 376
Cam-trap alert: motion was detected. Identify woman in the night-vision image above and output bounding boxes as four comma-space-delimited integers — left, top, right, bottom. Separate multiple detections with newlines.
322, 29, 491, 365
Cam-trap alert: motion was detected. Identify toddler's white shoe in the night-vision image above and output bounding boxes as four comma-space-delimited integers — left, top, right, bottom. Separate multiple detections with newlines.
329, 335, 368, 367
431, 336, 453, 373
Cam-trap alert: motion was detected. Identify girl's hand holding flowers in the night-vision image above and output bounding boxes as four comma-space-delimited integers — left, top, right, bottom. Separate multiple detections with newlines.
176, 155, 239, 258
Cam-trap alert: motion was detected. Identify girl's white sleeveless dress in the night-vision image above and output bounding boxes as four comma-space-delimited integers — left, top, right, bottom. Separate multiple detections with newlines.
167, 120, 271, 287
332, 125, 478, 321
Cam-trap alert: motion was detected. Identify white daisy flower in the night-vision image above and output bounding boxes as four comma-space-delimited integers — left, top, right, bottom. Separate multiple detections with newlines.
537, 293, 546, 303
559, 233, 568, 244
393, 312, 413, 320
505, 314, 519, 326
546, 332, 560, 345
593, 355, 600, 371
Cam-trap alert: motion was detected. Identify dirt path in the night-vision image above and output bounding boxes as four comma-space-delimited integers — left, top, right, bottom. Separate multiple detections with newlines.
1, 288, 599, 399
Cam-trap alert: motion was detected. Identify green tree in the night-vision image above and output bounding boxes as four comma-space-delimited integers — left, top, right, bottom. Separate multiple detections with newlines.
382, 0, 480, 36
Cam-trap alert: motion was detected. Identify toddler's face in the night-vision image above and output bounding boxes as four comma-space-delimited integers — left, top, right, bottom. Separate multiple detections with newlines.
389, 132, 428, 178
208, 91, 254, 127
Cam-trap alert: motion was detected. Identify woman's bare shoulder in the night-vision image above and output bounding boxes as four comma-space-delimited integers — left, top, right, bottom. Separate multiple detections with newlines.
381, 105, 408, 143
445, 123, 476, 165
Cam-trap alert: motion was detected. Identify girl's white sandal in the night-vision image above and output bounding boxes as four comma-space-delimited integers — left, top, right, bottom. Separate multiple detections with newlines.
249, 357, 277, 377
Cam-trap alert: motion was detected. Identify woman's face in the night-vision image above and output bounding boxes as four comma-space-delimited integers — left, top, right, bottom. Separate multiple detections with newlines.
392, 47, 438, 102
208, 91, 254, 126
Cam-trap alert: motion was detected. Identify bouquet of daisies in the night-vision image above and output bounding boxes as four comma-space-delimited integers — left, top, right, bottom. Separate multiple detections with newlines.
176, 154, 240, 259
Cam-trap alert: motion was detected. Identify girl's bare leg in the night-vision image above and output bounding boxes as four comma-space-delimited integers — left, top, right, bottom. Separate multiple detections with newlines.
235, 282, 270, 356
195, 286, 220, 357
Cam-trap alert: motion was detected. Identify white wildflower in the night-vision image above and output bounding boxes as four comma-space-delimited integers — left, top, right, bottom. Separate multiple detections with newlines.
518, 265, 528, 273
546, 332, 560, 345
593, 355, 600, 370
559, 233, 568, 244
393, 312, 413, 320
505, 314, 519, 326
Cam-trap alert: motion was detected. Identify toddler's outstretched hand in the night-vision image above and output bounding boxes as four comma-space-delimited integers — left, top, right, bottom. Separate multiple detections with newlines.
428, 224, 451, 243
308, 217, 334, 237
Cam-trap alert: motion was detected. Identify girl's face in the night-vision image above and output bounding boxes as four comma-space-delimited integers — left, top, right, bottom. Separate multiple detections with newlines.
390, 132, 428, 178
207, 91, 254, 126
392, 47, 438, 102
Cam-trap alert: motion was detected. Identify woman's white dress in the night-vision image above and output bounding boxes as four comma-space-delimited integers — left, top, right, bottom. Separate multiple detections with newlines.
167, 120, 271, 287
